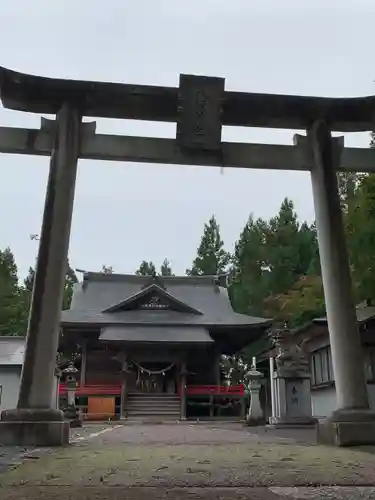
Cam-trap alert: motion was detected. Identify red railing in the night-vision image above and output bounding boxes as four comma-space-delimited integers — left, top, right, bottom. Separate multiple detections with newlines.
181, 384, 245, 396
59, 384, 122, 396
59, 383, 245, 397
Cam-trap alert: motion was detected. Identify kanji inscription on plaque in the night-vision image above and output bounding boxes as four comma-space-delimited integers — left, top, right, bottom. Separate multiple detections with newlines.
176, 74, 224, 151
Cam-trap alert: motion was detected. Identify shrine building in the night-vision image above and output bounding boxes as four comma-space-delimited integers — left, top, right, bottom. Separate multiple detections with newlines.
58, 272, 271, 421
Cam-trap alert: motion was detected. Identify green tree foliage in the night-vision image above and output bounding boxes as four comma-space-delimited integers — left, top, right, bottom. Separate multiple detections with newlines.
337, 172, 366, 212
23, 266, 35, 292
160, 258, 174, 276
63, 263, 78, 310
265, 199, 319, 295
21, 261, 78, 314
230, 215, 268, 316
230, 199, 319, 321
186, 215, 230, 276
135, 260, 156, 276
0, 248, 25, 336
345, 173, 375, 301
101, 265, 114, 274
263, 275, 325, 328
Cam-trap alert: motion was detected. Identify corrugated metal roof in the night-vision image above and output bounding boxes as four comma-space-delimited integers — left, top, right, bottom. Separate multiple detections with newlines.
0, 337, 25, 366
100, 325, 214, 343
314, 304, 375, 324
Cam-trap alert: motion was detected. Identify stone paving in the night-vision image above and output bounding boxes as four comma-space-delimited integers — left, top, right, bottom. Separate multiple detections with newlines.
1, 423, 375, 499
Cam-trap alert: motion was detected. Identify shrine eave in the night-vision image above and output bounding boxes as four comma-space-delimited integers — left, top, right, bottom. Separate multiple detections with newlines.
1, 66, 375, 132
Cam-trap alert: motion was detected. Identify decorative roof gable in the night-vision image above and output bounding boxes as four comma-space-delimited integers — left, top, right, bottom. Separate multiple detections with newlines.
102, 283, 203, 315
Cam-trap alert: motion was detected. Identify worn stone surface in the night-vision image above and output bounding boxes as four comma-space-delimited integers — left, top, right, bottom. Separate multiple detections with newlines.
0, 420, 70, 446
1, 424, 375, 498
318, 411, 375, 446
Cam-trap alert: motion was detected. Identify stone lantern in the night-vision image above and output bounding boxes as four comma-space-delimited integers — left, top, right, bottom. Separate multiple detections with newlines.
245, 357, 264, 426
63, 362, 81, 427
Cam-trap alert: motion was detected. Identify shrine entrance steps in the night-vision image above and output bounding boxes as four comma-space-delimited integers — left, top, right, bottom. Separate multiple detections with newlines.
125, 393, 180, 421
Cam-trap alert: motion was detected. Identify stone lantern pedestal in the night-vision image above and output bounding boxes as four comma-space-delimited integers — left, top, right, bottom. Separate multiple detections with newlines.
245, 358, 264, 426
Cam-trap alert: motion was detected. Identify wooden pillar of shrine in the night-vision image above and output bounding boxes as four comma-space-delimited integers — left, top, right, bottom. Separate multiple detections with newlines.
180, 361, 187, 420
80, 341, 87, 387
120, 355, 128, 420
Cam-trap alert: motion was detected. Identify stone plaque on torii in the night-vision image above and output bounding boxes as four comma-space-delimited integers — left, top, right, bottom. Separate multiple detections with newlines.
0, 66, 374, 446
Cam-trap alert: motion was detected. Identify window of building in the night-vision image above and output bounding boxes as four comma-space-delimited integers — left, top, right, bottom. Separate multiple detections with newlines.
311, 347, 333, 386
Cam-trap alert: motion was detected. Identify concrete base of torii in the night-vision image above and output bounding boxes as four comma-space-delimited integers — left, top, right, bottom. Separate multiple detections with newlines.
317, 409, 375, 447
0, 409, 70, 446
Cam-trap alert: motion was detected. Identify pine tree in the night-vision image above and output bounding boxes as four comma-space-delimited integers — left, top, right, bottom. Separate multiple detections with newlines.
230, 215, 268, 316
101, 265, 114, 274
186, 215, 230, 276
265, 198, 319, 296
63, 263, 78, 310
135, 260, 156, 276
0, 248, 25, 335
23, 267, 35, 292
160, 258, 173, 276
21, 261, 78, 311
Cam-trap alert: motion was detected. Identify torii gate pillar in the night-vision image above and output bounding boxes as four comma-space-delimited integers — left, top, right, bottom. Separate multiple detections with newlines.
0, 105, 93, 446
296, 122, 375, 446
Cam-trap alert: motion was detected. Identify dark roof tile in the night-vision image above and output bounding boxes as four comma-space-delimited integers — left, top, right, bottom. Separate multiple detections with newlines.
61, 273, 270, 329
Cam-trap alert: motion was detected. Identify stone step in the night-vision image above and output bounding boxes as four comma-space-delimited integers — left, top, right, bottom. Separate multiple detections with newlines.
127, 400, 179, 404
126, 393, 180, 418
127, 402, 180, 407
127, 397, 179, 401
127, 394, 179, 399
124, 417, 181, 423
127, 399, 179, 404
127, 410, 181, 417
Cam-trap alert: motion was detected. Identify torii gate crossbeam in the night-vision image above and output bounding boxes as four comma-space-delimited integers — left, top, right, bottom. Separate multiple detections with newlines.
0, 67, 374, 447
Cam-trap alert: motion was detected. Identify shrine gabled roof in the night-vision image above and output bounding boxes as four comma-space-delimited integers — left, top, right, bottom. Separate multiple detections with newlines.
102, 282, 203, 316
60, 272, 271, 330
1, 66, 375, 131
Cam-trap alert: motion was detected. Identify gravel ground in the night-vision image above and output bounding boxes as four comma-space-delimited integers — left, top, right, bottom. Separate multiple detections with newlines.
1, 423, 375, 499
0, 424, 106, 473
1, 486, 375, 500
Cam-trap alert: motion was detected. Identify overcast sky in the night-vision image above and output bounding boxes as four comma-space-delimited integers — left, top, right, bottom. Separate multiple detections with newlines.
0, 0, 374, 280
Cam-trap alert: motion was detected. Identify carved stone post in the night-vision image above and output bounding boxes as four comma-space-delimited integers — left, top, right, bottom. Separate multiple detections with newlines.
0, 104, 92, 446
246, 357, 264, 426
268, 327, 316, 429
295, 123, 375, 445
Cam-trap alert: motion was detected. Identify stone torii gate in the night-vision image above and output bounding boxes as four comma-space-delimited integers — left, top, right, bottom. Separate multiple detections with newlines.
0, 67, 375, 446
